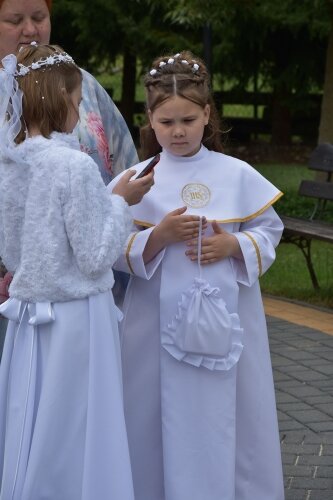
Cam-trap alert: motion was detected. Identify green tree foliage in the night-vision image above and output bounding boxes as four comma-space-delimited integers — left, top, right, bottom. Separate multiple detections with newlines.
52, 0, 196, 74
51, 0, 200, 129
51, 0, 333, 144
162, 0, 332, 144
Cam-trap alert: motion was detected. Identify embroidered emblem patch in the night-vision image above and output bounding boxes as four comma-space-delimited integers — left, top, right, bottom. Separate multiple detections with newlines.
181, 183, 211, 208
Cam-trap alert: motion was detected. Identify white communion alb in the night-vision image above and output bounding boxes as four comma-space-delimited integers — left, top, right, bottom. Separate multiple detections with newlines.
0, 132, 135, 500
109, 145, 285, 500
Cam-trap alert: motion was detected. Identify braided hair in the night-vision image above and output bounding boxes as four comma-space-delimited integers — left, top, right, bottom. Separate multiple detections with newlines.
140, 50, 226, 159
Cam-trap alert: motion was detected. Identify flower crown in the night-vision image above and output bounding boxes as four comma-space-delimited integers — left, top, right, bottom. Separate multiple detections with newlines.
16, 52, 75, 77
149, 53, 200, 76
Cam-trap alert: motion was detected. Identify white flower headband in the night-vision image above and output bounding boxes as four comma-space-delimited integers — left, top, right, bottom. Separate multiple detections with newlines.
16, 52, 75, 77
149, 53, 200, 76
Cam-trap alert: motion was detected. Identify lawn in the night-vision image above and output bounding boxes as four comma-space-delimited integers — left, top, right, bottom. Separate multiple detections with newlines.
255, 163, 333, 310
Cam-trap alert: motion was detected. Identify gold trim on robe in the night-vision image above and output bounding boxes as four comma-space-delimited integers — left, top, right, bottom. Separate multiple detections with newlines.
134, 192, 283, 229
126, 233, 138, 274
243, 231, 262, 277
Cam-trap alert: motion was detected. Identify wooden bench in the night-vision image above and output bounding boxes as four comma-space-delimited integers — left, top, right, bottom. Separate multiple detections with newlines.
280, 143, 333, 289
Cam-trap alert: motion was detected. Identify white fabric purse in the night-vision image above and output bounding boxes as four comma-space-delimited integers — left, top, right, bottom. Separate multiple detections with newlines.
162, 219, 244, 371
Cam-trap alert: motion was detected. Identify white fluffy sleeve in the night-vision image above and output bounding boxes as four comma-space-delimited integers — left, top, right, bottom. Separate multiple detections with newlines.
63, 154, 133, 278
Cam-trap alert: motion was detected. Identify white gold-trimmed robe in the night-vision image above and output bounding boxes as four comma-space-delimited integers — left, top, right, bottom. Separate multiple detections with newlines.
109, 145, 285, 500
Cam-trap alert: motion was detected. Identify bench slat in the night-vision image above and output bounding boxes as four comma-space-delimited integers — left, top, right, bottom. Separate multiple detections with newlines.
298, 180, 333, 201
308, 143, 333, 173
281, 215, 333, 243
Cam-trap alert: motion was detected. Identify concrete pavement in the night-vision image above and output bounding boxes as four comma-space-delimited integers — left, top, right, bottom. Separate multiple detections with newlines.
264, 297, 333, 500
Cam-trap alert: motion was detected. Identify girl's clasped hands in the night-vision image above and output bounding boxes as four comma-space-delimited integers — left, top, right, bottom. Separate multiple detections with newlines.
152, 206, 242, 265
185, 219, 242, 264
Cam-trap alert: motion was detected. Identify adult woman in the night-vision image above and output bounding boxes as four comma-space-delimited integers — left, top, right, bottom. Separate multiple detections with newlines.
0, 0, 137, 329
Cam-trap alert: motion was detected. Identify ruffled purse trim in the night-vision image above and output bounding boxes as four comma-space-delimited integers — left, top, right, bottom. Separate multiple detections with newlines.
161, 279, 243, 371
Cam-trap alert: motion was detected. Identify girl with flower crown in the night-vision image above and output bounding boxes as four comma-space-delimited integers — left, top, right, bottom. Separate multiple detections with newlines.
109, 50, 285, 500
0, 43, 154, 500
0, 0, 138, 323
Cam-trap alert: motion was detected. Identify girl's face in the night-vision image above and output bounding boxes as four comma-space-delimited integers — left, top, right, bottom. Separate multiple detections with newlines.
0, 0, 51, 60
148, 95, 210, 157
64, 84, 82, 133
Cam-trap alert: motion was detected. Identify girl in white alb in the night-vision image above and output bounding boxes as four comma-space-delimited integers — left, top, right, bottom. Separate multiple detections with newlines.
0, 43, 153, 500
109, 51, 285, 500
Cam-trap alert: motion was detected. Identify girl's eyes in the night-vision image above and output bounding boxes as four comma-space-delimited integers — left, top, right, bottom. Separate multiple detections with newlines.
160, 118, 195, 125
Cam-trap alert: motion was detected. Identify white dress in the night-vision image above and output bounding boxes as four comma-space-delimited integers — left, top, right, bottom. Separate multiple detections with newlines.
110, 145, 285, 500
0, 133, 135, 500
0, 293, 134, 500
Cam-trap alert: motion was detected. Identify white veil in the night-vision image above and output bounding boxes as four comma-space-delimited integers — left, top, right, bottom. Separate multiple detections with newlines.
0, 54, 24, 163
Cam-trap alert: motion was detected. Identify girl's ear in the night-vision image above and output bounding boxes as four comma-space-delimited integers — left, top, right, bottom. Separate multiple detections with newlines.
203, 104, 210, 126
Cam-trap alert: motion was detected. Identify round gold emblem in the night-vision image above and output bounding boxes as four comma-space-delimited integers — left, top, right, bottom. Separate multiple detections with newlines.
181, 183, 211, 208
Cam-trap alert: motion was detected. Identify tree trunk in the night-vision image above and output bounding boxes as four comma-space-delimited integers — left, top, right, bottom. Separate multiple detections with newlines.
318, 2, 333, 144
119, 48, 137, 135
271, 85, 292, 145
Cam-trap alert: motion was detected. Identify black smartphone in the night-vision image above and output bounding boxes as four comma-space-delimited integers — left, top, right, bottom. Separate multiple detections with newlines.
136, 153, 160, 178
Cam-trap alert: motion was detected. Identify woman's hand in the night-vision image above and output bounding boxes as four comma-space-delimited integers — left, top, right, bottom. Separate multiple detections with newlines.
143, 208, 207, 263
112, 169, 154, 206
185, 220, 242, 264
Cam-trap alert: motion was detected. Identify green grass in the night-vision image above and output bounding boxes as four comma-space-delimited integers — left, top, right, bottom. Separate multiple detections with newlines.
260, 242, 333, 309
255, 163, 333, 310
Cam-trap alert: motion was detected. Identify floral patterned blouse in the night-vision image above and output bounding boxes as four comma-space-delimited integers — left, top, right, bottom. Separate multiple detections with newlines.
76, 69, 139, 184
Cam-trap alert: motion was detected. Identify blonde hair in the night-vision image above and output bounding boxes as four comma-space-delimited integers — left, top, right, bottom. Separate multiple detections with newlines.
15, 44, 82, 143
140, 50, 226, 159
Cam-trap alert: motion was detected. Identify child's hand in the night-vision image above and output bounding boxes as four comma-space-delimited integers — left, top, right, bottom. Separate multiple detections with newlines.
185, 220, 242, 264
155, 207, 207, 246
143, 208, 207, 263
112, 170, 154, 206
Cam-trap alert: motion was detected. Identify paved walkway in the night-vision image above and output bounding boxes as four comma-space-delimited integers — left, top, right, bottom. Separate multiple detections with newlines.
264, 296, 333, 500
1, 297, 333, 498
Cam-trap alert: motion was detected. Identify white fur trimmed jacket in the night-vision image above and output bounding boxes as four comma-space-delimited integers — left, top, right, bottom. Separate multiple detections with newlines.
0, 132, 132, 302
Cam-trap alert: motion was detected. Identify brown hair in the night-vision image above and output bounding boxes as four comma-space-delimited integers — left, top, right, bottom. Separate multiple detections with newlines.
140, 50, 226, 159
0, 0, 52, 11
15, 44, 82, 143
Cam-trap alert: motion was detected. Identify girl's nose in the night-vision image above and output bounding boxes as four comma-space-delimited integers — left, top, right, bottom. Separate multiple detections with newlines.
173, 125, 185, 137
